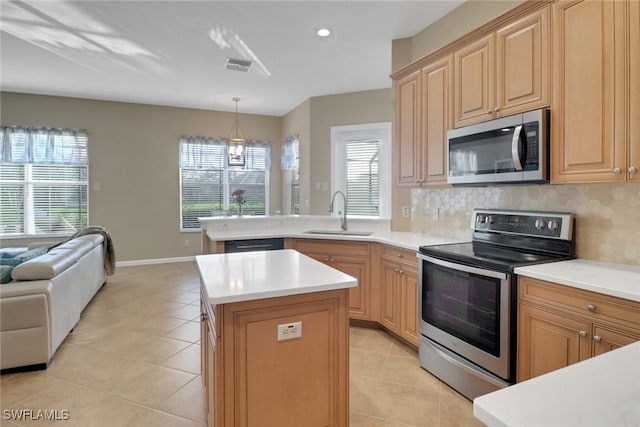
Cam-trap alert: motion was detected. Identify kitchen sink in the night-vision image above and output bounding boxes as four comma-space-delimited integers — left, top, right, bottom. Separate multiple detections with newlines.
303, 230, 373, 236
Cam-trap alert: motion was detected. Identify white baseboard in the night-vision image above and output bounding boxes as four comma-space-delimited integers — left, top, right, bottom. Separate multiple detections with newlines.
116, 256, 196, 267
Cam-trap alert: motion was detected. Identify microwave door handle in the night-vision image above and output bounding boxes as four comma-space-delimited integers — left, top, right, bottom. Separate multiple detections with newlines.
511, 125, 524, 171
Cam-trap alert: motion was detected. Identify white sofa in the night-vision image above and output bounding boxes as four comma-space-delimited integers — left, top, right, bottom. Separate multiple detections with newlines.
0, 234, 106, 371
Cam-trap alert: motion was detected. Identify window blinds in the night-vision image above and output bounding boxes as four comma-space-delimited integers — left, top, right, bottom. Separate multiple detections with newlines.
0, 127, 88, 236
281, 136, 300, 214
345, 138, 380, 216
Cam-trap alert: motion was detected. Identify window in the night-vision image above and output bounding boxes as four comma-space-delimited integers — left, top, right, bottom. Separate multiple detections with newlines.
0, 127, 88, 236
281, 136, 300, 215
331, 123, 391, 218
179, 136, 270, 230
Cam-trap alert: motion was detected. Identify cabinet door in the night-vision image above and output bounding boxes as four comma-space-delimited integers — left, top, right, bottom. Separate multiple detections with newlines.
206, 329, 217, 427
396, 70, 421, 186
593, 325, 640, 357
454, 33, 495, 128
399, 266, 420, 346
421, 55, 452, 185
518, 304, 591, 382
630, 0, 640, 182
334, 256, 370, 320
496, 6, 550, 116
380, 261, 400, 333
200, 303, 209, 414
551, 0, 625, 183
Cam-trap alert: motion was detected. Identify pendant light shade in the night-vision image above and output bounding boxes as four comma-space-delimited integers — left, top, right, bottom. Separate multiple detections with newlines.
228, 97, 246, 166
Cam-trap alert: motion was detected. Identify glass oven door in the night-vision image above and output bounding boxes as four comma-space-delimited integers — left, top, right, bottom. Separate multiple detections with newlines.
418, 254, 513, 380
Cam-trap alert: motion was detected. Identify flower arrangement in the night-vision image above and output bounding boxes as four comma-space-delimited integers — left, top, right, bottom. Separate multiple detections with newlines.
231, 189, 246, 215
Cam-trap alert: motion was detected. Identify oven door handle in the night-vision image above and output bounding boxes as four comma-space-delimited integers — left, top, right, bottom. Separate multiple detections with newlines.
418, 254, 508, 280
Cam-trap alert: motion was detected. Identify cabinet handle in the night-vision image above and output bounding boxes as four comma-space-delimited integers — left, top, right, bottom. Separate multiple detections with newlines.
399, 270, 404, 274
397, 253, 404, 258
578, 330, 587, 338
629, 166, 638, 175
593, 335, 602, 343
324, 256, 330, 262
330, 258, 335, 262
394, 268, 400, 273
494, 107, 500, 112
587, 304, 596, 312
613, 167, 621, 174
487, 110, 492, 114
200, 312, 208, 322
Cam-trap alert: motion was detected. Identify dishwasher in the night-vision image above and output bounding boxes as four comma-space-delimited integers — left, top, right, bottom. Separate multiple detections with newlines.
223, 238, 285, 253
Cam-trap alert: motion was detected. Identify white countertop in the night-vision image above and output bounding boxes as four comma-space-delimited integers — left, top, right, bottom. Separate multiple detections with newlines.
196, 249, 357, 305
515, 259, 640, 302
200, 215, 464, 252
473, 341, 640, 427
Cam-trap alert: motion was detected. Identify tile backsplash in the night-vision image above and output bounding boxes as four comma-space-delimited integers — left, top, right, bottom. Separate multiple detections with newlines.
412, 182, 640, 265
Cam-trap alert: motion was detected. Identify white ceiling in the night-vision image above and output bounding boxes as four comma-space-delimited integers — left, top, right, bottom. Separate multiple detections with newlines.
0, 1, 463, 116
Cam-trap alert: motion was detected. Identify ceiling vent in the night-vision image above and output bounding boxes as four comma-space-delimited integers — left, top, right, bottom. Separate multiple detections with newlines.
225, 58, 252, 72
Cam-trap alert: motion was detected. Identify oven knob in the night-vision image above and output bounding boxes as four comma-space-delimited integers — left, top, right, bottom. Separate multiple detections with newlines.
534, 219, 547, 229
476, 215, 485, 224
548, 220, 560, 231
485, 215, 495, 224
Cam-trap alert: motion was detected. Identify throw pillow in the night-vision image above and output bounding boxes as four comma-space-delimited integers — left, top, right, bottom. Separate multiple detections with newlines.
0, 265, 13, 284
0, 247, 28, 259
0, 246, 48, 267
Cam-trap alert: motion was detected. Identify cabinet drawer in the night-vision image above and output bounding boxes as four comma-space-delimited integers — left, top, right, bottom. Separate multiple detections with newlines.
292, 239, 370, 256
381, 245, 418, 267
519, 277, 640, 329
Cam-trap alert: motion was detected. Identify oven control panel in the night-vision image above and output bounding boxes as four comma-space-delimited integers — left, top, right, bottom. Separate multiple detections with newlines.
471, 209, 574, 240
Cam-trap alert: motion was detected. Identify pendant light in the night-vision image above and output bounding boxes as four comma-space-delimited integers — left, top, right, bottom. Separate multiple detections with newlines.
228, 97, 246, 166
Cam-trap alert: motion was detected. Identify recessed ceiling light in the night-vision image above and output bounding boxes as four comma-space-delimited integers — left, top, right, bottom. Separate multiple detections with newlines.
317, 28, 331, 38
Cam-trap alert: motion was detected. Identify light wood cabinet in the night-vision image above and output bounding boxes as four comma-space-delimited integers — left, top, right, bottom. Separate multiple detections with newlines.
551, 0, 638, 183
396, 70, 421, 186
420, 55, 453, 185
518, 276, 640, 382
379, 245, 420, 347
292, 239, 372, 320
200, 291, 223, 427
453, 6, 550, 128
454, 33, 495, 128
201, 289, 350, 427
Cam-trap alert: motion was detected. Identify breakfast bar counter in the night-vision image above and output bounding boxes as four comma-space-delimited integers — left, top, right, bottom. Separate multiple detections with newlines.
196, 249, 356, 427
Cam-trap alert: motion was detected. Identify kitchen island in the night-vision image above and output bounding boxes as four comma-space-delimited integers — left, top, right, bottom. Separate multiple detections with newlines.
197, 249, 357, 427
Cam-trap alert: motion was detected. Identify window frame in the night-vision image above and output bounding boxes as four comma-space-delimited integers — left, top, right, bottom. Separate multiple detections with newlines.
0, 128, 89, 238
330, 122, 391, 219
282, 136, 300, 215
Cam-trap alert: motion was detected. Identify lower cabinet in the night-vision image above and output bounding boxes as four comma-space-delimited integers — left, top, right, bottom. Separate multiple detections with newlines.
200, 289, 349, 427
291, 239, 372, 320
518, 276, 640, 382
379, 246, 420, 347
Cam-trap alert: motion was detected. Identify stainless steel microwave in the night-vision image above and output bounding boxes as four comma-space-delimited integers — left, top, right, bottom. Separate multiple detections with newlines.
446, 109, 549, 185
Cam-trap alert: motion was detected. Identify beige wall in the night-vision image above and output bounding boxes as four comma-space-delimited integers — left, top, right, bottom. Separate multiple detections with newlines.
281, 99, 311, 214
308, 89, 392, 214
0, 92, 282, 261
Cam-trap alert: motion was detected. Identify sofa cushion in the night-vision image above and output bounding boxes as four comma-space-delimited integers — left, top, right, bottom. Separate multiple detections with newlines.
11, 246, 82, 281
0, 265, 13, 284
0, 248, 28, 259
55, 237, 96, 255
0, 247, 48, 268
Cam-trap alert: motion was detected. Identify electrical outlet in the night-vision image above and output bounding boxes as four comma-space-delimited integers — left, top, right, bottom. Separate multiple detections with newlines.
277, 321, 302, 341
184, 239, 190, 247
401, 206, 410, 218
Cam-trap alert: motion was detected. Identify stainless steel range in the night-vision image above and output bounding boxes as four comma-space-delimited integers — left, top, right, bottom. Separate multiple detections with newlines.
417, 209, 575, 400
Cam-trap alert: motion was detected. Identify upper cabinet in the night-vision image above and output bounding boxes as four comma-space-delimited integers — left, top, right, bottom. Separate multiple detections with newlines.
396, 70, 421, 186
453, 6, 550, 128
396, 56, 452, 187
551, 0, 638, 183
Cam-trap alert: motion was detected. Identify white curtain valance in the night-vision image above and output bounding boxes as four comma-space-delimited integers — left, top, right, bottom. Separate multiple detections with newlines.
281, 136, 299, 170
0, 126, 88, 165
179, 136, 271, 170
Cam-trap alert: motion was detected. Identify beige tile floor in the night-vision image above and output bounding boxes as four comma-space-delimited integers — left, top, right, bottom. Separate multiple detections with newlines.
1, 262, 483, 427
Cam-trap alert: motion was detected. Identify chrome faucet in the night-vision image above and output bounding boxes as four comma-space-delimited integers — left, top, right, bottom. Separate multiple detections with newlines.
329, 190, 348, 231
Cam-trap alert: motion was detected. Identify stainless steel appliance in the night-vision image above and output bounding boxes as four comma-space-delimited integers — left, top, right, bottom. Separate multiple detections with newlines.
417, 209, 575, 400
447, 109, 549, 185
